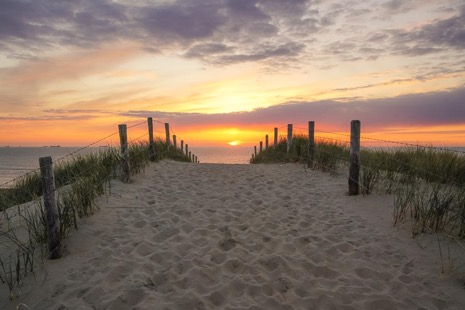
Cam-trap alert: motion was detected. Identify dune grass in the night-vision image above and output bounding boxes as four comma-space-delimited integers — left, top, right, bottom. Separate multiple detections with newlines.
251, 135, 349, 172
252, 135, 465, 238
0, 138, 191, 299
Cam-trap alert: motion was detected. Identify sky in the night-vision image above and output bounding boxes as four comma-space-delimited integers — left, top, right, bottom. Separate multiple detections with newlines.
1, 0, 464, 147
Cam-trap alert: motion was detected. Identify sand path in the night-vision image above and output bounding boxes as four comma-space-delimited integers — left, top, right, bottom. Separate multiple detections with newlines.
3, 161, 465, 309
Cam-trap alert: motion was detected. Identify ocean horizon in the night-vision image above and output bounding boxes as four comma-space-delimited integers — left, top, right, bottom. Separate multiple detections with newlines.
0, 146, 254, 187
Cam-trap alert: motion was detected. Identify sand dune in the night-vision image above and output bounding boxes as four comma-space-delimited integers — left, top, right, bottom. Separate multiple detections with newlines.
2, 161, 465, 309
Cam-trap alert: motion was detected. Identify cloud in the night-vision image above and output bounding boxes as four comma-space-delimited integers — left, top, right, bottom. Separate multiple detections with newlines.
385, 4, 465, 56
118, 87, 465, 131
0, 0, 311, 67
1, 0, 463, 70
0, 43, 143, 112
137, 1, 225, 40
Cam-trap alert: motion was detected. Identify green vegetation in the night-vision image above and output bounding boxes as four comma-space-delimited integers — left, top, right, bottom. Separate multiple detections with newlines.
252, 135, 349, 174
0, 138, 190, 299
252, 135, 465, 238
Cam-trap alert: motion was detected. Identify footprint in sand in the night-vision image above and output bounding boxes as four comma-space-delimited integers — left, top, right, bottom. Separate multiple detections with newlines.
218, 238, 237, 251
223, 259, 246, 274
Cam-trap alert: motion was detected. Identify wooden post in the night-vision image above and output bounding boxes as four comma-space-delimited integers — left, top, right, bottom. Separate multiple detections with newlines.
308, 121, 315, 168
287, 124, 293, 157
260, 141, 263, 153
189, 151, 192, 162
147, 117, 156, 161
265, 135, 269, 150
252, 154, 255, 161
119, 124, 130, 183
349, 120, 361, 196
254, 146, 257, 157
173, 135, 177, 149
165, 123, 170, 148
274, 128, 278, 147
185, 144, 189, 157
39, 156, 61, 259
181, 140, 184, 154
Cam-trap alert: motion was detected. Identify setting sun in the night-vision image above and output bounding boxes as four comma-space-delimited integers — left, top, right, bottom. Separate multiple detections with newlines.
228, 140, 241, 146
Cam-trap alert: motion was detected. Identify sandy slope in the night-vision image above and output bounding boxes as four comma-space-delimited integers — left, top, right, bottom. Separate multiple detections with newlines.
2, 160, 465, 309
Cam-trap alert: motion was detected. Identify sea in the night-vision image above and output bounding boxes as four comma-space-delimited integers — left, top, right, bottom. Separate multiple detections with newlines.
0, 146, 254, 187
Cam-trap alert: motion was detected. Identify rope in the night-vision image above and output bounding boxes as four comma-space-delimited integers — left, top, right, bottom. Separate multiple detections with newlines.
127, 120, 147, 129
55, 131, 119, 164
1, 125, 123, 189
359, 145, 464, 187
315, 135, 350, 145
129, 133, 149, 144
314, 129, 465, 155
0, 169, 40, 189
169, 125, 177, 136
360, 135, 465, 154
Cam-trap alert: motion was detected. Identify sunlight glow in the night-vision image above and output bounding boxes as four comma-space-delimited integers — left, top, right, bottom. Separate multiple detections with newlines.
228, 140, 241, 146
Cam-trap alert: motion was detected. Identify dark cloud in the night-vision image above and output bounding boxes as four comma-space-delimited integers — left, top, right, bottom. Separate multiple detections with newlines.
0, 0, 307, 67
184, 43, 233, 59
0, 0, 464, 69
119, 87, 465, 131
226, 0, 268, 20
386, 4, 465, 56
138, 1, 225, 40
382, 0, 404, 12
211, 42, 305, 65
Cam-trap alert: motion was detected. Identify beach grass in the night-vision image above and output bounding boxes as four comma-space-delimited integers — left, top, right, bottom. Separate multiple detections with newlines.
0, 139, 190, 299
252, 135, 465, 238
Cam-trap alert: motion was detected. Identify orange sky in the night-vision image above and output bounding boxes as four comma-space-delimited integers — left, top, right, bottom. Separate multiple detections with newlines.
1, 1, 464, 147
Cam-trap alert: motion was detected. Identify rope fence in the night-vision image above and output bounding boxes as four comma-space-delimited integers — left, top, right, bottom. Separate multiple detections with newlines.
253, 120, 464, 192
0, 117, 200, 300
250, 120, 465, 243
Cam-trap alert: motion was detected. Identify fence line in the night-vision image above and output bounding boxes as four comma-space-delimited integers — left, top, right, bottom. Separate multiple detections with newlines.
251, 121, 465, 193
0, 117, 200, 299
0, 118, 198, 191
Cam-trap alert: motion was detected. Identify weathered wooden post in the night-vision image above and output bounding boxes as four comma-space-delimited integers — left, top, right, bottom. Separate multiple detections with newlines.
265, 135, 269, 150
260, 141, 263, 153
349, 120, 361, 195
147, 117, 156, 161
287, 124, 293, 157
308, 121, 315, 168
185, 144, 189, 157
165, 123, 170, 148
39, 156, 61, 259
254, 146, 257, 157
173, 135, 177, 149
189, 151, 192, 162
181, 140, 184, 154
274, 128, 278, 147
119, 124, 130, 183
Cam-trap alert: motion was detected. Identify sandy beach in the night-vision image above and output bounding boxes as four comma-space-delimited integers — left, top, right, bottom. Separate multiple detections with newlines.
2, 160, 465, 309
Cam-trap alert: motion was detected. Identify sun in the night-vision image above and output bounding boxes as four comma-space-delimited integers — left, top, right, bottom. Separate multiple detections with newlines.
228, 140, 240, 146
